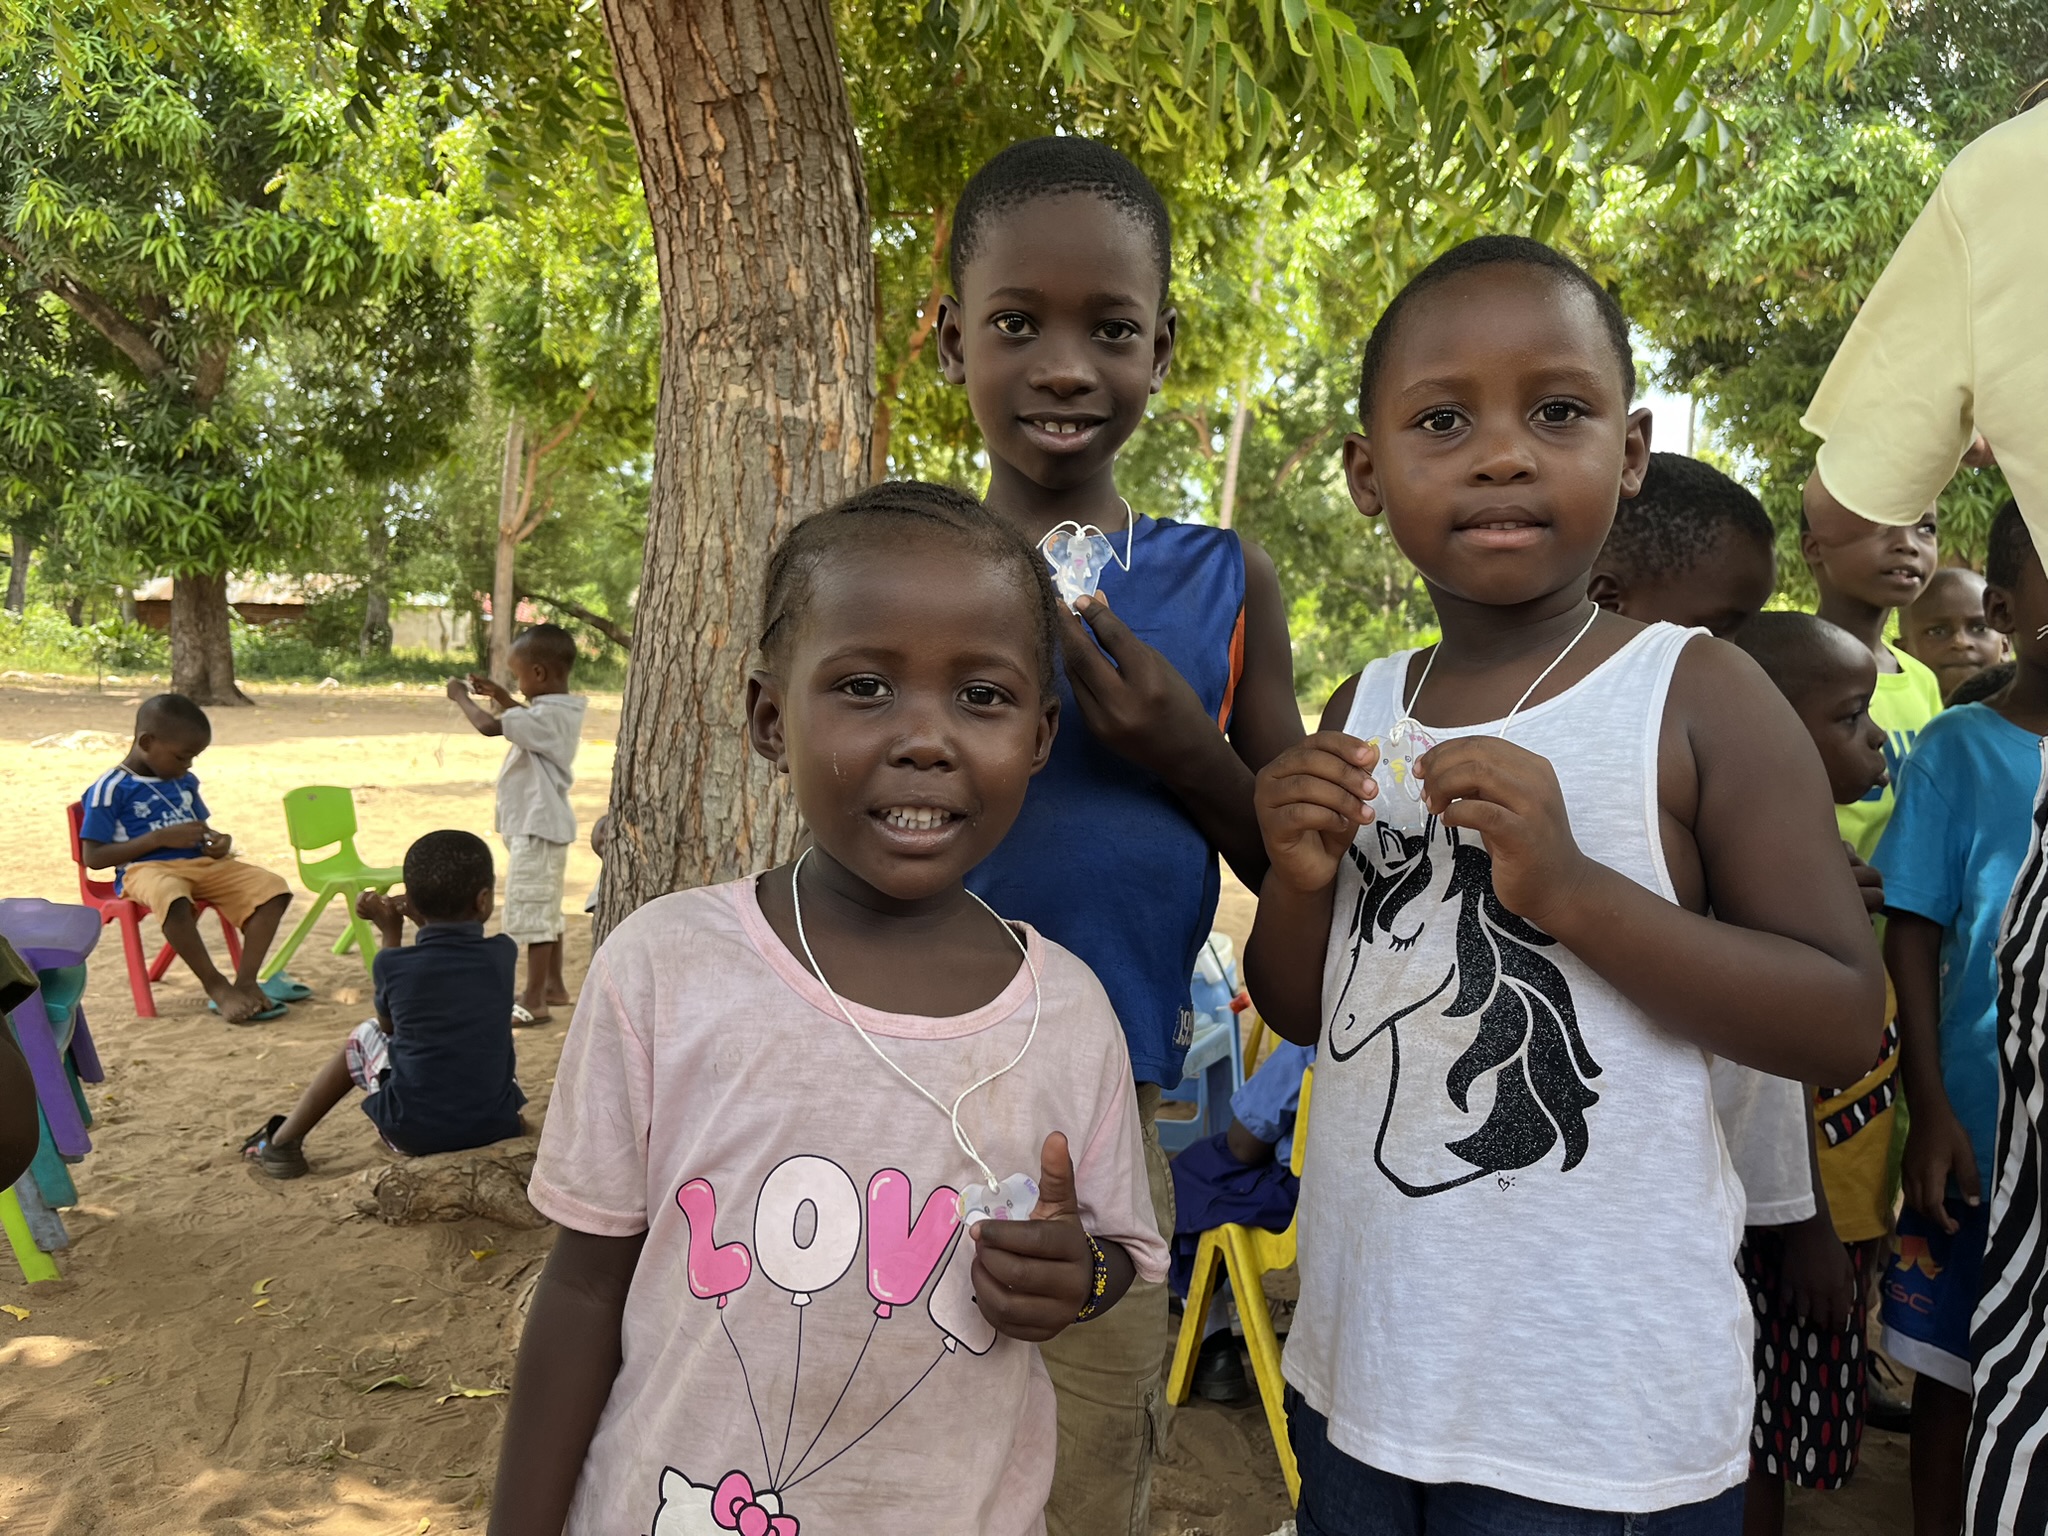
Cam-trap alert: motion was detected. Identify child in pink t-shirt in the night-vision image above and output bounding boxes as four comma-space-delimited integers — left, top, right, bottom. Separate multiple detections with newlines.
489, 482, 1167, 1536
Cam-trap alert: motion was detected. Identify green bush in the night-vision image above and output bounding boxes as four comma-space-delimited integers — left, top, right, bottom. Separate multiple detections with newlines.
0, 606, 169, 674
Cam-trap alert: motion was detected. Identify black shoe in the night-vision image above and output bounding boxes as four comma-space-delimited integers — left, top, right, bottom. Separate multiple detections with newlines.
1193, 1331, 1251, 1404
240, 1115, 309, 1180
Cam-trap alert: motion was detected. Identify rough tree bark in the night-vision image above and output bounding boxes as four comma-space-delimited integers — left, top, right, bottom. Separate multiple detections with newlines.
595, 0, 874, 934
5, 531, 28, 614
170, 573, 248, 704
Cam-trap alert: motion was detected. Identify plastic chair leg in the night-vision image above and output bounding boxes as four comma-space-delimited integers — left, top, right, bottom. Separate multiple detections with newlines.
66, 1060, 91, 1129
115, 908, 157, 1017
2, 1186, 60, 1282
12, 1177, 68, 1251
69, 1008, 103, 1084
1226, 1226, 1299, 1503
260, 887, 336, 981
28, 1107, 77, 1208
9, 1002, 89, 1158
1166, 1229, 1229, 1405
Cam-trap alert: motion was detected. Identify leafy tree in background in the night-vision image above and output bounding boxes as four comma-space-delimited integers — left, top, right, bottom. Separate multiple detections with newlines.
1590, 0, 2046, 587
0, 1, 402, 701
577, 0, 1890, 926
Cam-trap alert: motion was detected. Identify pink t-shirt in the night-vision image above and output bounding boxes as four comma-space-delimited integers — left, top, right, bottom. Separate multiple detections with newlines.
529, 877, 1166, 1536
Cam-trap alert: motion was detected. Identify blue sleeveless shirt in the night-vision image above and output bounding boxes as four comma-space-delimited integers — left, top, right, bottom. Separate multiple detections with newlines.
968, 516, 1247, 1086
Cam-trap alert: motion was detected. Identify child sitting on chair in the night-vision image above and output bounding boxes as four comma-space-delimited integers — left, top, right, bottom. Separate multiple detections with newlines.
241, 830, 525, 1179
79, 693, 292, 1024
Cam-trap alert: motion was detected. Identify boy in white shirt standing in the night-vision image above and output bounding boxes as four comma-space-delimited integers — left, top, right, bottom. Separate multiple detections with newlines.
448, 623, 588, 1025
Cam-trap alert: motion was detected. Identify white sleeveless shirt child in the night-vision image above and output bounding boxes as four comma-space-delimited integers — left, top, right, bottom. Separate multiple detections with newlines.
1284, 622, 1752, 1511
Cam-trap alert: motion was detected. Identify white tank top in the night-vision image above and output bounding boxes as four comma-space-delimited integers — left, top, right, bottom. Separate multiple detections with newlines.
1283, 621, 1752, 1511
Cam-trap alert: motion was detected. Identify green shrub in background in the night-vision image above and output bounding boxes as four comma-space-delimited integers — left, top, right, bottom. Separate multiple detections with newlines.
0, 607, 169, 675
0, 602, 627, 690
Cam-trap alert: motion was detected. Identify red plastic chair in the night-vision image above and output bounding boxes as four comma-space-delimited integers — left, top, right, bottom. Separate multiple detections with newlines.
66, 802, 241, 1018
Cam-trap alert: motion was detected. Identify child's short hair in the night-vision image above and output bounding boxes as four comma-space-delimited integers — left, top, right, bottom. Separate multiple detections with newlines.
404, 830, 495, 923
136, 692, 211, 740
949, 137, 1172, 300
1357, 235, 1634, 422
1600, 453, 1774, 584
1729, 611, 1862, 704
758, 480, 1061, 697
1986, 499, 2034, 590
511, 623, 578, 676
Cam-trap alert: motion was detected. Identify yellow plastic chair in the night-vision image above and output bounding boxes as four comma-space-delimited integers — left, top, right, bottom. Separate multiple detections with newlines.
1167, 1066, 1313, 1503
260, 787, 403, 981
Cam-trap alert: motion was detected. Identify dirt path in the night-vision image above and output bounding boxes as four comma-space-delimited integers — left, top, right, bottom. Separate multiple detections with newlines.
0, 682, 1909, 1534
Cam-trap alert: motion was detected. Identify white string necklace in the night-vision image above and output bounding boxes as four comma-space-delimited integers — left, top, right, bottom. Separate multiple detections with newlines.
788, 848, 1039, 1191
1396, 600, 1603, 744
1037, 496, 1138, 573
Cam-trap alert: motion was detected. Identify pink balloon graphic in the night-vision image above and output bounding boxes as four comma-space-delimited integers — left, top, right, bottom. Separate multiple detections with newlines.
865, 1169, 959, 1319
676, 1178, 754, 1308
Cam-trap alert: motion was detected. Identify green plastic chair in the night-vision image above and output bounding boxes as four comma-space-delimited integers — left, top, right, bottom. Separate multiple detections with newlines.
260, 787, 403, 982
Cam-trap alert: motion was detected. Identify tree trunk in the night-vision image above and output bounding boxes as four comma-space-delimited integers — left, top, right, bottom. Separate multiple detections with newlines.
1217, 395, 1250, 529
360, 521, 393, 657
596, 0, 873, 934
5, 532, 29, 613
170, 573, 250, 706
491, 413, 524, 684
65, 596, 83, 627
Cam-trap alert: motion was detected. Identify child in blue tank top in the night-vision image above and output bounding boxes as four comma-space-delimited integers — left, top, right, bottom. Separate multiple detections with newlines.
931, 137, 1303, 1536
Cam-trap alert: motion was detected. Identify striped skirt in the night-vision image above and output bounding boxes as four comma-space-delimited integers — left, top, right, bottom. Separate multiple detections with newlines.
1970, 738, 2048, 1533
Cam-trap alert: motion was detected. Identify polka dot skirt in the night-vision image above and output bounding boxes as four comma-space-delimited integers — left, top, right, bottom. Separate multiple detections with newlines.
1739, 1231, 1883, 1490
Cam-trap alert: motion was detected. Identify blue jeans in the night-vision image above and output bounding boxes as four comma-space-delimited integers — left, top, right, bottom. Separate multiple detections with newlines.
1286, 1388, 1744, 1536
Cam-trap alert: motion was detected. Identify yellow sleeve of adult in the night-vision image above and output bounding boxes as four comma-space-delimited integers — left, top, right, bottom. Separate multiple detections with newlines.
1801, 181, 1975, 526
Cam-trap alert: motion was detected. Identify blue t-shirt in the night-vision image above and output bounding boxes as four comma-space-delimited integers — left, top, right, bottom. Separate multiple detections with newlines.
967, 517, 1247, 1086
80, 766, 210, 892
1871, 703, 2043, 1198
365, 922, 525, 1156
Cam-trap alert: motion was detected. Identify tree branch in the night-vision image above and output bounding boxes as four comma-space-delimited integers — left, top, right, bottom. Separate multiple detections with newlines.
1275, 424, 1338, 490
870, 207, 954, 480
0, 234, 172, 380
518, 586, 632, 650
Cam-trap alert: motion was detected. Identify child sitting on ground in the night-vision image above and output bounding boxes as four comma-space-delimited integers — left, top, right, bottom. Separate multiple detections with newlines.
488, 482, 1165, 1536
79, 693, 292, 1024
446, 623, 587, 1026
241, 829, 523, 1178
1729, 612, 1895, 1530
1899, 565, 2008, 703
1246, 236, 1883, 1530
1874, 500, 2046, 1536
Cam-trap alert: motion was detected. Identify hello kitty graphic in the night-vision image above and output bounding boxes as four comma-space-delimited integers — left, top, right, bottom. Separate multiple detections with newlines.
1324, 815, 1603, 1196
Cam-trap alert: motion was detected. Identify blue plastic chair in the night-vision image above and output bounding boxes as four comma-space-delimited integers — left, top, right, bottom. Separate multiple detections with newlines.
1157, 935, 1248, 1155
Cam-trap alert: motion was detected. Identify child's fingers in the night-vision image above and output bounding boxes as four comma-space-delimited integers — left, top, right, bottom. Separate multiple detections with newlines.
1433, 797, 1520, 846
1261, 766, 1377, 822
1297, 730, 1379, 772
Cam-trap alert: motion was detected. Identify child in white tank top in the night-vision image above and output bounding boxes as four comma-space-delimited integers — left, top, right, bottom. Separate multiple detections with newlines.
1243, 239, 1886, 1534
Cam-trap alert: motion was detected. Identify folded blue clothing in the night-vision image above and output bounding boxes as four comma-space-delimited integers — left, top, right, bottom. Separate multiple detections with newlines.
1167, 1130, 1300, 1296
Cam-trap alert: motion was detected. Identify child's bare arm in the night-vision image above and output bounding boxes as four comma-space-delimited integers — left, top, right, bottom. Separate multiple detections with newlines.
446, 677, 506, 738
1244, 678, 1374, 1046
1416, 641, 1883, 1083
80, 821, 209, 867
489, 1227, 645, 1536
1054, 539, 1300, 889
1889, 912, 1980, 1229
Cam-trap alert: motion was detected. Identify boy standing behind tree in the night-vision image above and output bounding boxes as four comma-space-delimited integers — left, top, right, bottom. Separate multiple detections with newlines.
448, 623, 587, 1026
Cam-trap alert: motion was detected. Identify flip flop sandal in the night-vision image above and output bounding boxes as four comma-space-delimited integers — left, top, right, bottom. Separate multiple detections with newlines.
260, 974, 312, 1003
510, 1003, 549, 1028
240, 1115, 309, 1179
209, 998, 290, 1024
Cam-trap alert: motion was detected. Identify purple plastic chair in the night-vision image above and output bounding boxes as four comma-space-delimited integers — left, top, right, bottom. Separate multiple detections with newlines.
0, 899, 104, 1158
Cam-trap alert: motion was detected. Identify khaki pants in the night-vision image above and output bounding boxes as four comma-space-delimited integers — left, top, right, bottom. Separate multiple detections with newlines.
1041, 1082, 1176, 1536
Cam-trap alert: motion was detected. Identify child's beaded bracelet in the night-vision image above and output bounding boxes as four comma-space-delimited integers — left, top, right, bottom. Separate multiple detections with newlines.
1075, 1232, 1110, 1322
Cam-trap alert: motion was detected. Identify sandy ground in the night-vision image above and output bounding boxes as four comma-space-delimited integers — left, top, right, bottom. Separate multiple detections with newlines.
0, 681, 1908, 1534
